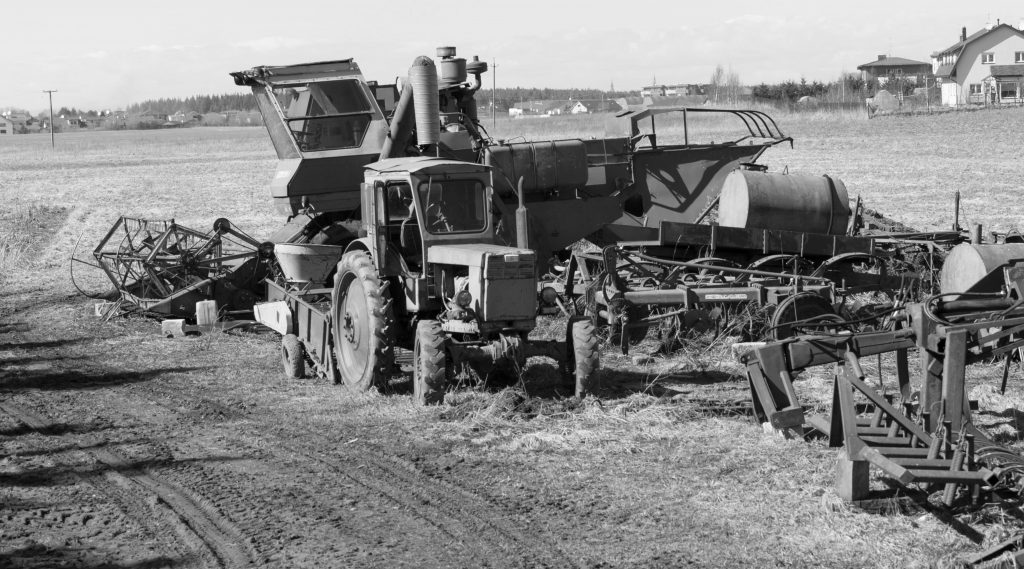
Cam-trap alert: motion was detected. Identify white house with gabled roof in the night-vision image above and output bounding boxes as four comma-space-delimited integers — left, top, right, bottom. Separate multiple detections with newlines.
932, 22, 1024, 106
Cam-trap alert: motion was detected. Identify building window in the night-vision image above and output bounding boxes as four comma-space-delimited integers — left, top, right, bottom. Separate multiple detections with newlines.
1016, 51, 1024, 63
982, 52, 995, 64
970, 83, 983, 95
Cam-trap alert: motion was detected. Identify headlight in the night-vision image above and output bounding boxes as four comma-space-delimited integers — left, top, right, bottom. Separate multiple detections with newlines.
455, 290, 473, 308
540, 286, 558, 304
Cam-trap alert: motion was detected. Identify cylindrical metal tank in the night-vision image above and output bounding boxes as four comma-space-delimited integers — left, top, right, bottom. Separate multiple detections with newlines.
409, 56, 440, 146
718, 170, 851, 235
440, 57, 467, 87
940, 243, 1024, 293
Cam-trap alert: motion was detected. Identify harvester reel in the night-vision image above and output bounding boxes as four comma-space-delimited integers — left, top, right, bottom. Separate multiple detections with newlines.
90, 216, 267, 318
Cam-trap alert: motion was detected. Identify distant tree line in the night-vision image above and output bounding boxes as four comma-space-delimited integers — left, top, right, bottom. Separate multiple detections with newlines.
126, 93, 257, 115
752, 74, 873, 104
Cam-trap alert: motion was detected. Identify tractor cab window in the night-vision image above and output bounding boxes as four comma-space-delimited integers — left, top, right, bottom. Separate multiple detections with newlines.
418, 179, 487, 234
386, 183, 414, 221
272, 80, 374, 151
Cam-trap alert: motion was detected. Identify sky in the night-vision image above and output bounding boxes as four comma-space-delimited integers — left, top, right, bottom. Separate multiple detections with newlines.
3, 0, 1023, 112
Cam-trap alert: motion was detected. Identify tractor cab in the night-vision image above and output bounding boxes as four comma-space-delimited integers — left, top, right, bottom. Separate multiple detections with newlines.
361, 157, 537, 336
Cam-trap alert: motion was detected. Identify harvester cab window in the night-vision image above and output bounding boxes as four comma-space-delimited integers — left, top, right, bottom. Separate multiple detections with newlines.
418, 179, 487, 234
272, 80, 374, 152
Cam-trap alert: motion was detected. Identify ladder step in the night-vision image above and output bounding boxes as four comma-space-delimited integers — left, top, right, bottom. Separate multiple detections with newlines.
860, 435, 914, 446
889, 458, 957, 469
906, 469, 987, 483
857, 426, 899, 436
875, 447, 932, 458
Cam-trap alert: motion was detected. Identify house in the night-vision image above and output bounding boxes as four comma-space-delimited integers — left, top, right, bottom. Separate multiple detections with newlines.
0, 116, 14, 136
508, 100, 567, 117
641, 84, 705, 98
856, 55, 932, 86
567, 99, 623, 114
168, 110, 202, 124
931, 21, 1024, 106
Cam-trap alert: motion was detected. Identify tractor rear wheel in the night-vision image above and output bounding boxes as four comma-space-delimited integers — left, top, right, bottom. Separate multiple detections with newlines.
570, 318, 600, 397
332, 250, 395, 391
413, 320, 449, 405
281, 333, 305, 379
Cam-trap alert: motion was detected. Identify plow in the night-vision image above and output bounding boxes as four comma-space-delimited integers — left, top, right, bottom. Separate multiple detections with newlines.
71, 44, 1024, 564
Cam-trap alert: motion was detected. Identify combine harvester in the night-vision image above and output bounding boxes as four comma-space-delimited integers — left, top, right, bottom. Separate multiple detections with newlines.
84, 45, 964, 402
221, 46, 813, 401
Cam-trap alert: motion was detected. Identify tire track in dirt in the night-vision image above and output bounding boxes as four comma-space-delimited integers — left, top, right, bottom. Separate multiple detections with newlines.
0, 400, 258, 569
133, 381, 584, 568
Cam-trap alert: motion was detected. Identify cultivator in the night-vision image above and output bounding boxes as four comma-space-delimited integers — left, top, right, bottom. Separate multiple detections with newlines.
551, 169, 960, 352
739, 247, 1024, 565
87, 216, 273, 318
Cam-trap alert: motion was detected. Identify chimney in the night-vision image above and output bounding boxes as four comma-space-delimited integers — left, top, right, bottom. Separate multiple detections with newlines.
961, 26, 967, 41
878, 54, 887, 61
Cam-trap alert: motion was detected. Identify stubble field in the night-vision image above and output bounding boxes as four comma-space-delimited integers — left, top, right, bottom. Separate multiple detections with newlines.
2, 108, 1024, 568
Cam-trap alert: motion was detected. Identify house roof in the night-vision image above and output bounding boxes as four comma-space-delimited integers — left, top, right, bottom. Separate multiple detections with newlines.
934, 63, 955, 78
932, 23, 1024, 57
857, 56, 931, 70
990, 64, 1024, 77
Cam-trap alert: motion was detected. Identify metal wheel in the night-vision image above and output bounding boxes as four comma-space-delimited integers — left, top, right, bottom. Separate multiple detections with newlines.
413, 320, 449, 405
331, 250, 394, 391
769, 292, 842, 340
570, 318, 601, 397
281, 333, 305, 379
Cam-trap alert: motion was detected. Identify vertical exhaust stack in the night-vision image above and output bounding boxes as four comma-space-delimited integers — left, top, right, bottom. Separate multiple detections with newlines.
380, 79, 415, 159
409, 56, 441, 149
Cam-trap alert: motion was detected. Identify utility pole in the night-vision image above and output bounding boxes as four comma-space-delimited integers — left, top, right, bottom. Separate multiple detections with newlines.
491, 59, 497, 132
42, 90, 57, 148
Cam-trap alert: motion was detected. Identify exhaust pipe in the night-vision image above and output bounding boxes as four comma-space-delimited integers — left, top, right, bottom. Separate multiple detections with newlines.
516, 176, 529, 249
408, 56, 440, 148
380, 79, 415, 159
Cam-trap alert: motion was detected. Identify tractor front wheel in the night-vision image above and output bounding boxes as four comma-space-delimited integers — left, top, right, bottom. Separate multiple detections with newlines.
331, 250, 394, 391
413, 320, 449, 405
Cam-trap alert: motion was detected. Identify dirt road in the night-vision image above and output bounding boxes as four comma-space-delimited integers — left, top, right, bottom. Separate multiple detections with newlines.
1, 286, 607, 568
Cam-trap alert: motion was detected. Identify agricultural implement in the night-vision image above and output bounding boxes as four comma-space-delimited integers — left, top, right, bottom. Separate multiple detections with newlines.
82, 216, 272, 319
556, 168, 965, 352
738, 242, 1024, 565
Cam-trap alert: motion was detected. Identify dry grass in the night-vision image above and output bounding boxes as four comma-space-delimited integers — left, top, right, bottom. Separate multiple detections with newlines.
6, 108, 1024, 566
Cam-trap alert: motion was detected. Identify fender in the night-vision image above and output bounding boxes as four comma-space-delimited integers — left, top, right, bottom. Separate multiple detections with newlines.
343, 238, 409, 277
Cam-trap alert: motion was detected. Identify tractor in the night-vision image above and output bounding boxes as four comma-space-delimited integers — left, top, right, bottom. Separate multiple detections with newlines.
259, 156, 599, 403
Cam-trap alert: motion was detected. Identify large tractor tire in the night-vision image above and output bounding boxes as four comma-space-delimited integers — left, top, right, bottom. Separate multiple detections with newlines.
331, 250, 395, 391
281, 333, 305, 379
567, 317, 600, 398
413, 320, 449, 405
